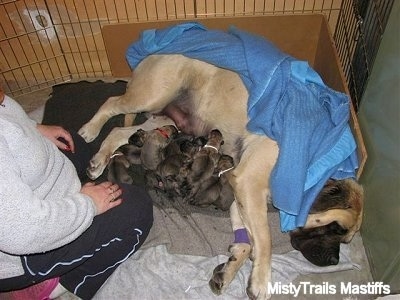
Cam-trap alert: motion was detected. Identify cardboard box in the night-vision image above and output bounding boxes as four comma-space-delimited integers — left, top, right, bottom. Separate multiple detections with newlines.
102, 14, 367, 176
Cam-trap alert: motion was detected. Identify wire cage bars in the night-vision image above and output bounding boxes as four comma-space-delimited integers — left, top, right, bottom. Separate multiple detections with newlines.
334, 0, 394, 109
0, 0, 394, 109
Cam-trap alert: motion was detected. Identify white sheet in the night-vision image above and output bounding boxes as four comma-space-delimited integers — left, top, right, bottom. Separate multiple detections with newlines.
95, 243, 360, 299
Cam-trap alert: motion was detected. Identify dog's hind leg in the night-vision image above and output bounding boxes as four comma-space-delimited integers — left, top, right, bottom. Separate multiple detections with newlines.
79, 95, 135, 142
79, 54, 189, 142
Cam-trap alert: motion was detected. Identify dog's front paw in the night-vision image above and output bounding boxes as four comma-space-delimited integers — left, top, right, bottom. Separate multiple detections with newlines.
86, 153, 109, 180
209, 263, 228, 295
78, 123, 100, 143
246, 277, 271, 300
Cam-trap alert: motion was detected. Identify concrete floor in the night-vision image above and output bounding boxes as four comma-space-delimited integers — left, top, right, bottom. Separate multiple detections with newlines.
6, 83, 388, 300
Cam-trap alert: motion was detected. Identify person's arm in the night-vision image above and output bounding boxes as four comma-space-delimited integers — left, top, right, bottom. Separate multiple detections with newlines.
0, 136, 94, 254
35, 124, 124, 215
0, 137, 123, 255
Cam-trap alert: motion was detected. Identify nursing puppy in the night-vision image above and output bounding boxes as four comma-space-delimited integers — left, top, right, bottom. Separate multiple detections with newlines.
212, 154, 236, 210
107, 144, 142, 184
78, 54, 363, 299
190, 154, 235, 211
155, 133, 205, 197
127, 124, 179, 191
129, 125, 179, 171
178, 129, 224, 201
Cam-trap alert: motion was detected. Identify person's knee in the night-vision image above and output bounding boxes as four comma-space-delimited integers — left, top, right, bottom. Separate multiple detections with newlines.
120, 184, 153, 232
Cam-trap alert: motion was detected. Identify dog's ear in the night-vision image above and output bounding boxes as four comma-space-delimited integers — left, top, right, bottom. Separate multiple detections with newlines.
310, 179, 351, 213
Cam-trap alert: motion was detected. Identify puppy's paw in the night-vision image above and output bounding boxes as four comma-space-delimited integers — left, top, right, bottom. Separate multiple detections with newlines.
78, 123, 100, 143
86, 153, 108, 180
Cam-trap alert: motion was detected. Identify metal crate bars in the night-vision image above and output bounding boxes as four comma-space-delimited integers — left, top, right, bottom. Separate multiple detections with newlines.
0, 0, 393, 108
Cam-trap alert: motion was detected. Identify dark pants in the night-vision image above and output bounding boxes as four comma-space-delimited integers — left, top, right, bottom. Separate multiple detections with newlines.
0, 133, 153, 299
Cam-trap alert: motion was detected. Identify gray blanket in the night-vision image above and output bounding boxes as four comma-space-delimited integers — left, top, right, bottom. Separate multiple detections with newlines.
142, 195, 292, 257
93, 203, 360, 299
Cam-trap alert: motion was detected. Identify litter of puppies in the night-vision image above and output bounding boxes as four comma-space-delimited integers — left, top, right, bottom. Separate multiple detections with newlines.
107, 125, 235, 211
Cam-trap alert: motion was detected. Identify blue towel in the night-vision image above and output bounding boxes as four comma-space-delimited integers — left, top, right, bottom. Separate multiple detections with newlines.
126, 22, 359, 231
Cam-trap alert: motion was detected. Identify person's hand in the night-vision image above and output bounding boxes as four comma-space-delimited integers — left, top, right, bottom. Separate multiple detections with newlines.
80, 181, 122, 215
36, 124, 75, 153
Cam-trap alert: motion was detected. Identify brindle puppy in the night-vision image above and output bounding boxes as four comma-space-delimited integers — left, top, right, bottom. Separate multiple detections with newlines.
190, 154, 235, 211
108, 125, 178, 185
154, 133, 206, 197
107, 144, 142, 184
178, 129, 224, 202
129, 125, 179, 171
212, 154, 236, 210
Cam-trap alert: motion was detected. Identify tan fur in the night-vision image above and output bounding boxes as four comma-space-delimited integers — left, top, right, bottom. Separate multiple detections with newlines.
78, 54, 362, 299
304, 179, 364, 243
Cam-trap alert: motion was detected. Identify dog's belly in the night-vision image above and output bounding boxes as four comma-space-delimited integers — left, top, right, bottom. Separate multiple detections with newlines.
161, 64, 251, 158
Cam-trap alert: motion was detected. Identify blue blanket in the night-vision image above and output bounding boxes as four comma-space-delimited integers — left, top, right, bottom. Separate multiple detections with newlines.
126, 22, 359, 231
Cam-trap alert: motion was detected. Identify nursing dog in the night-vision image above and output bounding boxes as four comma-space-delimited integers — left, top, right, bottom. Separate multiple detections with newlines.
78, 54, 363, 299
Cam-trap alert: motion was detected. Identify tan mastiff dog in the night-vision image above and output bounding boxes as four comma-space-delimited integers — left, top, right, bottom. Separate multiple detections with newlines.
78, 54, 363, 299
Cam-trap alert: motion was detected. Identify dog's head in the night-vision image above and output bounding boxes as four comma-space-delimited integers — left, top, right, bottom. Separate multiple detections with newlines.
290, 221, 347, 266
118, 144, 142, 165
290, 178, 364, 266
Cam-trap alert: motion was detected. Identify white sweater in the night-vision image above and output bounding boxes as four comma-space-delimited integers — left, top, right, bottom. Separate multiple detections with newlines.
0, 96, 96, 279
